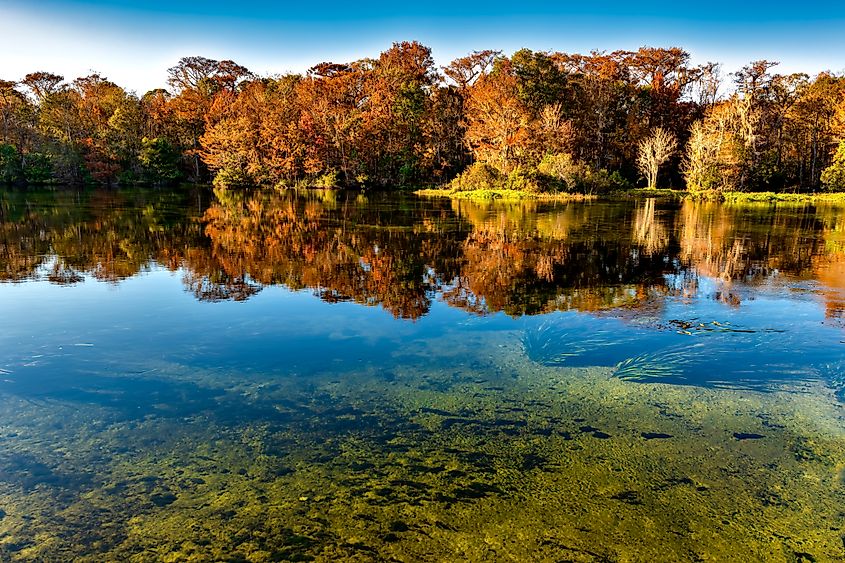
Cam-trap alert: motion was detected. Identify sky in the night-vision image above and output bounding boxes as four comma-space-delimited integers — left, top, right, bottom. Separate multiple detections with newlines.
2, 0, 844, 94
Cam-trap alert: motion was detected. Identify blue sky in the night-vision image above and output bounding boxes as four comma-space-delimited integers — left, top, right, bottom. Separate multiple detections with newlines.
3, 0, 844, 94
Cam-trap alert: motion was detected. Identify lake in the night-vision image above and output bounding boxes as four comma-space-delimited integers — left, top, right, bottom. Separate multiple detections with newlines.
1, 186, 845, 561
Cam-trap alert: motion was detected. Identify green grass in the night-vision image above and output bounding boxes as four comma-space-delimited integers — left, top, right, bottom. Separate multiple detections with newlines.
416, 185, 845, 205
414, 188, 597, 202
687, 191, 845, 205
609, 188, 687, 199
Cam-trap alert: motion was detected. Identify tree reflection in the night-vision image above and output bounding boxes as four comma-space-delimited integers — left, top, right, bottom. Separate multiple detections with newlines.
2, 187, 844, 321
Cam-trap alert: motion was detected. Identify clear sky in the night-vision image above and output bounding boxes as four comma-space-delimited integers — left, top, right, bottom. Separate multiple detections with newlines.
3, 0, 844, 94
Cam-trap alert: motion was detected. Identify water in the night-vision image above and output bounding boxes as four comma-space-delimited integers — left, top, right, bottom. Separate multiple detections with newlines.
1, 186, 845, 561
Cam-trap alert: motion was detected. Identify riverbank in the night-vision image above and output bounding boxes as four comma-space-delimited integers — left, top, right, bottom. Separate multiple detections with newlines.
690, 191, 845, 204
414, 188, 598, 202
416, 186, 845, 205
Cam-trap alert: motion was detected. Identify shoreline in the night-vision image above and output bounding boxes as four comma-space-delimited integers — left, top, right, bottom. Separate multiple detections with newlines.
415, 187, 845, 205
414, 188, 599, 202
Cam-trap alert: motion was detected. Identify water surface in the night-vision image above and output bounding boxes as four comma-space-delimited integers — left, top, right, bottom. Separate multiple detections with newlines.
1, 187, 845, 561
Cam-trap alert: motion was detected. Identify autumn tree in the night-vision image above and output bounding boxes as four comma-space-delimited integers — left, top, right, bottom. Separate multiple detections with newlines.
421, 85, 465, 182
200, 79, 271, 186
21, 72, 64, 101
638, 127, 677, 188
552, 50, 641, 171
442, 50, 499, 89
683, 120, 721, 192
464, 67, 531, 173
167, 56, 221, 93
785, 73, 845, 189
69, 73, 138, 183
166, 56, 253, 181
364, 41, 438, 185
627, 47, 694, 129
140, 89, 174, 138
438, 49, 500, 172
0, 80, 24, 146
682, 100, 746, 192
297, 61, 367, 185
4, 43, 845, 193
690, 62, 722, 110
260, 75, 310, 182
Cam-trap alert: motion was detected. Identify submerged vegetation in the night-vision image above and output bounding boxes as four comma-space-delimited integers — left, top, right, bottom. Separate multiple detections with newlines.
3, 344, 845, 561
2, 45, 845, 195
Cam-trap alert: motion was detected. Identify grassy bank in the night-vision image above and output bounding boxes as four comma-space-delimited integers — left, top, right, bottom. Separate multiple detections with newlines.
690, 191, 845, 204
417, 186, 845, 205
621, 189, 845, 204
414, 188, 598, 202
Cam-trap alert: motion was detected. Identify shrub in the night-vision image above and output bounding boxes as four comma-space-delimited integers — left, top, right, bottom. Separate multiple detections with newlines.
398, 162, 417, 186
537, 153, 577, 185
821, 141, 845, 192
505, 166, 550, 193
583, 168, 628, 193
537, 153, 626, 193
447, 157, 626, 195
212, 166, 252, 188
312, 170, 339, 188
447, 162, 503, 191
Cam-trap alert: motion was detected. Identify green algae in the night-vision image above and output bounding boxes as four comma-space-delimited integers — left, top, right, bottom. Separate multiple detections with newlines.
1, 334, 845, 562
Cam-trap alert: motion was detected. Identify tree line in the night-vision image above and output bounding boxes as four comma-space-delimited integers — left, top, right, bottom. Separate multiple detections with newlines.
2, 42, 845, 192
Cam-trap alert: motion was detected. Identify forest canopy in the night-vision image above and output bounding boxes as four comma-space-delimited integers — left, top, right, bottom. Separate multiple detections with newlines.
2, 43, 845, 193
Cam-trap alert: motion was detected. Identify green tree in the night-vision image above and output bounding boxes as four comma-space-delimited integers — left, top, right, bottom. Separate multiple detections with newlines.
22, 152, 52, 183
821, 140, 845, 191
509, 49, 567, 116
0, 143, 22, 183
139, 137, 182, 184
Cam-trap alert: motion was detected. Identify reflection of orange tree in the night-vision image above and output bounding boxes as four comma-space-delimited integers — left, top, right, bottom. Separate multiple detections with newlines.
186, 196, 845, 320
198, 189, 465, 318
443, 200, 674, 316
446, 198, 845, 317
677, 201, 754, 283
447, 228, 674, 317
0, 191, 67, 281
7, 188, 845, 321
814, 257, 845, 320
676, 200, 825, 283
811, 210, 845, 320
671, 200, 845, 310
0, 189, 204, 283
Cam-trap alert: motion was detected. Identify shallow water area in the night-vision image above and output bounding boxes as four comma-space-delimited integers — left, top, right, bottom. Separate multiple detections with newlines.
1, 187, 845, 561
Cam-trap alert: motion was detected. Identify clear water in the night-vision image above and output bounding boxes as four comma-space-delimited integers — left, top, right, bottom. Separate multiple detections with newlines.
1, 187, 845, 561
